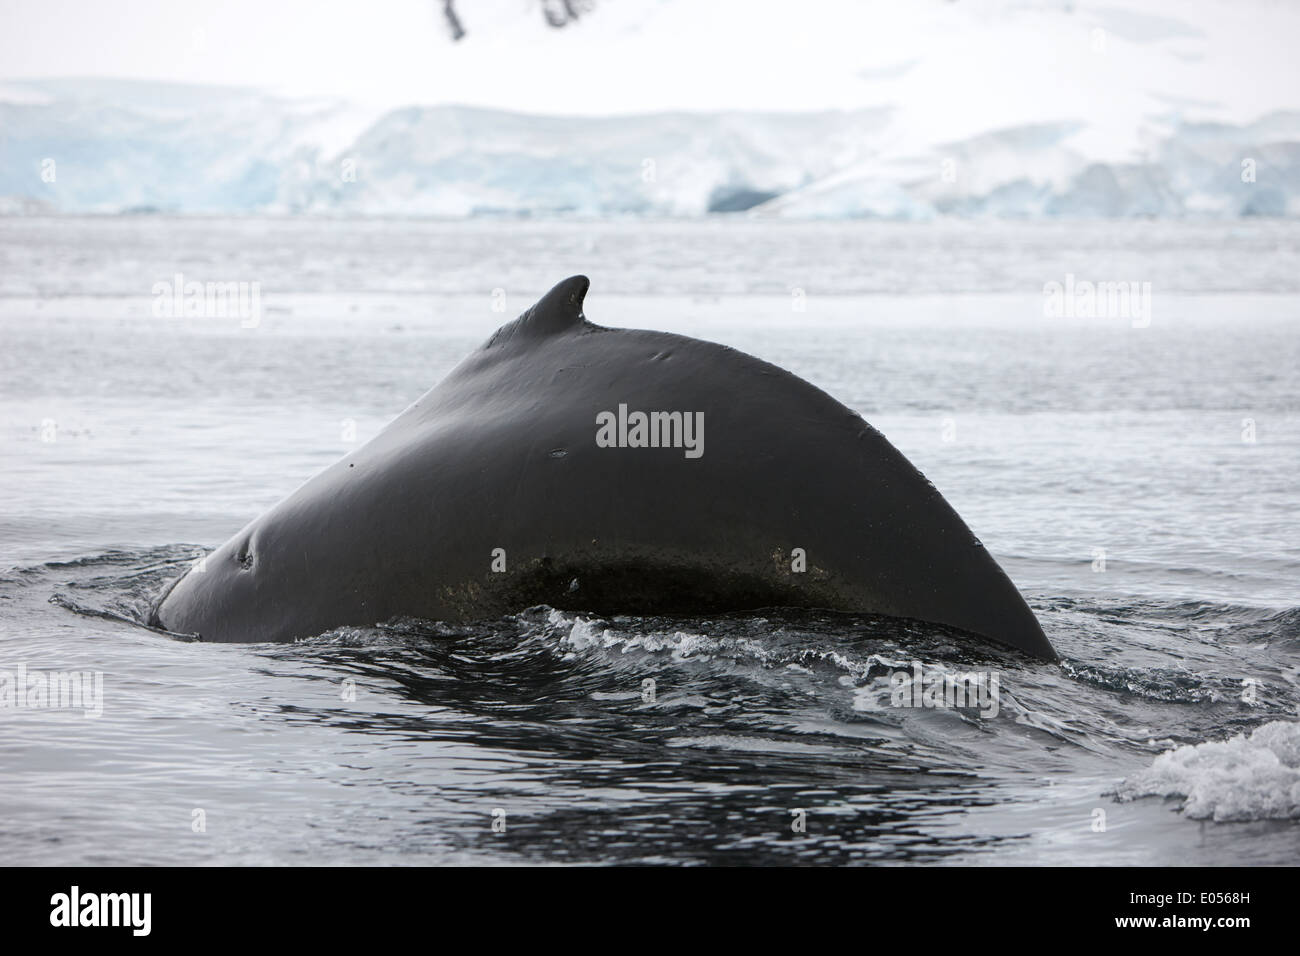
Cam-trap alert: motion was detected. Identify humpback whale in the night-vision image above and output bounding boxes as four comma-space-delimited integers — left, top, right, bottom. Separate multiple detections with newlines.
150, 276, 1056, 660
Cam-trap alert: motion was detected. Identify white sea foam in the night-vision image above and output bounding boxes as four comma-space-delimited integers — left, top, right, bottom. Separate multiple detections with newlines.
1116, 720, 1300, 821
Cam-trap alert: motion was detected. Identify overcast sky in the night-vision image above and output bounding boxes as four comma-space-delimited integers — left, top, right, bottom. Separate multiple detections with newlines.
3, 0, 460, 106
2, 0, 1298, 128
1, 0, 850, 111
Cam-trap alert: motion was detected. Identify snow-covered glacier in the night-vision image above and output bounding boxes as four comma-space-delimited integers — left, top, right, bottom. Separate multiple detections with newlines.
2, 0, 1298, 219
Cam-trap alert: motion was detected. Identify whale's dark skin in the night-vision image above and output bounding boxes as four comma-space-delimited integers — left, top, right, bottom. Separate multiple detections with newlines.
150, 276, 1056, 659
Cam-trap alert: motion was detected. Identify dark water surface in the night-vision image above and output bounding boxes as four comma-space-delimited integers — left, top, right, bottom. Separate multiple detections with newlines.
2, 217, 1298, 864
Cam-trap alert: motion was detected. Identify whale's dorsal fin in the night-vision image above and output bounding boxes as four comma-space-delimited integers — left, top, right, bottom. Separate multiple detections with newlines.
527, 275, 589, 335
487, 275, 589, 348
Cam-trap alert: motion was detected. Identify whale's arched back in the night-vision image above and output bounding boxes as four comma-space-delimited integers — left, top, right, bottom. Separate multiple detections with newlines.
152, 276, 1056, 660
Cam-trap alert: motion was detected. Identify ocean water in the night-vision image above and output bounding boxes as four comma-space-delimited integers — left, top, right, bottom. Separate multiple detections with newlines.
1, 216, 1298, 865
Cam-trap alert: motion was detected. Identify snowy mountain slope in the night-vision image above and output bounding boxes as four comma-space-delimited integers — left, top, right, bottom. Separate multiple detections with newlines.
0, 0, 1297, 218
